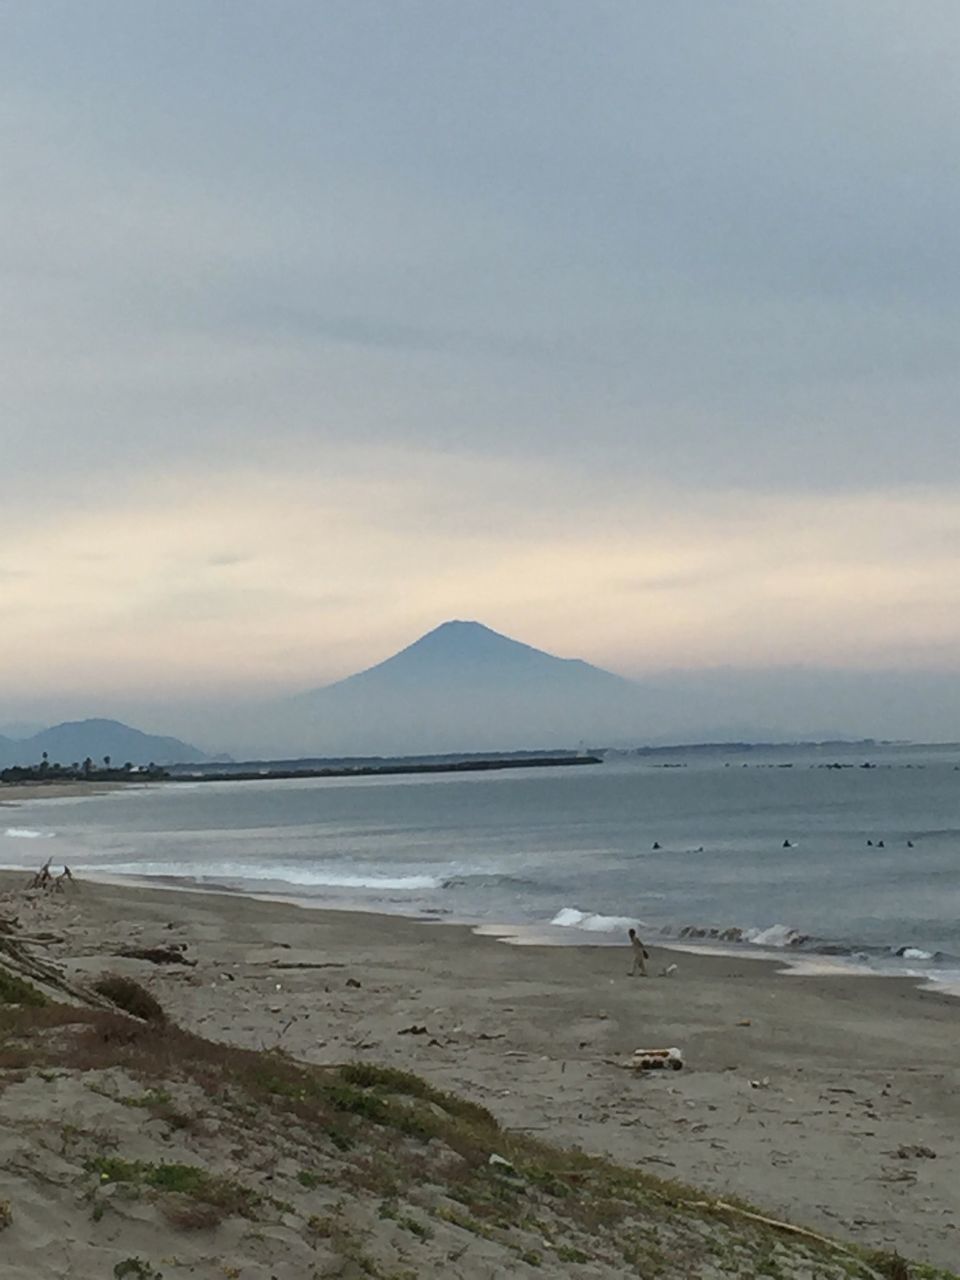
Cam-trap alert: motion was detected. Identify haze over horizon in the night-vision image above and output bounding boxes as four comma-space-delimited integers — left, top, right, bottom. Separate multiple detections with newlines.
3, 3, 960, 744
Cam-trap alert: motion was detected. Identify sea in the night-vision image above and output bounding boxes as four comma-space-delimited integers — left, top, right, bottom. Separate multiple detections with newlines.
2, 741, 959, 991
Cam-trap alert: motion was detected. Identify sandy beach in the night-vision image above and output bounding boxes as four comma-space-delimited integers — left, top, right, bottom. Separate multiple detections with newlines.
0, 781, 133, 804
0, 869, 957, 1276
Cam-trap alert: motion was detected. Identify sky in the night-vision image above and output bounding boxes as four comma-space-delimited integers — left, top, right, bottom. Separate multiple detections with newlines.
2, 2, 960, 744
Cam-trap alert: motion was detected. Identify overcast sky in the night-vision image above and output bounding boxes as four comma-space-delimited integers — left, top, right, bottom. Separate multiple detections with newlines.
2, 2, 959, 739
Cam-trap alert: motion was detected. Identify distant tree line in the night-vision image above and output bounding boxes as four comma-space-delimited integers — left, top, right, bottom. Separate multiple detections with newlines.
0, 753, 169, 783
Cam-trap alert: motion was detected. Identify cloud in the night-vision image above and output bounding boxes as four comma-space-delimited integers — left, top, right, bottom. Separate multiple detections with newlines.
1, 444, 958, 704
2, 3, 960, 735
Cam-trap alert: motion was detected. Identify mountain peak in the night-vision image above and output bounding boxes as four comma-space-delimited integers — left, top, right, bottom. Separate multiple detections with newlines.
272, 620, 649, 754
406, 619, 525, 652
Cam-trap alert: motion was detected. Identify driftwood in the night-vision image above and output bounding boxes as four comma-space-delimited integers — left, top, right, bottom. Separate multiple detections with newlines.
26, 860, 74, 893
0, 930, 113, 1008
679, 1199, 885, 1277
113, 945, 196, 967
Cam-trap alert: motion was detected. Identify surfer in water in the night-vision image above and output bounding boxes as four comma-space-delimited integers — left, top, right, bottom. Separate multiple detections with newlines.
628, 927, 649, 977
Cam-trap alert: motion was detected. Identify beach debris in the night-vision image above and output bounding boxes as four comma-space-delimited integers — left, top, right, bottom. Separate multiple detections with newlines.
659, 963, 678, 977
679, 1198, 871, 1264
631, 1047, 684, 1071
345, 977, 362, 988
750, 1078, 771, 1090
1, 922, 116, 1009
894, 1143, 936, 1160
477, 1031, 505, 1040
736, 1018, 752, 1027
398, 1024, 429, 1036
113, 944, 196, 966
488, 1153, 516, 1173
27, 859, 74, 893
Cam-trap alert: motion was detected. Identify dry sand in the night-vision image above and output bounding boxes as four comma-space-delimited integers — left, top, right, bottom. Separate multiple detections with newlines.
0, 872, 956, 1275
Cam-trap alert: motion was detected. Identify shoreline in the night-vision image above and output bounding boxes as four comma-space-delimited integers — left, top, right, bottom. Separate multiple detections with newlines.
11, 862, 960, 1000
4, 773, 959, 993
0, 872, 957, 1268
0, 780, 132, 803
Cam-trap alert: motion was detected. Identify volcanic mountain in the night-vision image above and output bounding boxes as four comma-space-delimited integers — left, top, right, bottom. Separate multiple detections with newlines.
262, 620, 652, 755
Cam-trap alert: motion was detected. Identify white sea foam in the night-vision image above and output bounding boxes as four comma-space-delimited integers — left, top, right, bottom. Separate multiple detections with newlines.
744, 923, 805, 948
3, 827, 55, 839
550, 907, 641, 933
920, 969, 960, 997
898, 947, 933, 961
86, 861, 442, 892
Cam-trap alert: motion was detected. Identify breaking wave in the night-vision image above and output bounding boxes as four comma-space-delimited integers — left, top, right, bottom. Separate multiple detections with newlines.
659, 920, 955, 970
3, 827, 55, 839
87, 862, 443, 892
550, 907, 643, 933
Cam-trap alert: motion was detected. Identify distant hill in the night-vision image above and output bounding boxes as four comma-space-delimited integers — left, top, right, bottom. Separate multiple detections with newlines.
0, 718, 210, 768
254, 620, 655, 755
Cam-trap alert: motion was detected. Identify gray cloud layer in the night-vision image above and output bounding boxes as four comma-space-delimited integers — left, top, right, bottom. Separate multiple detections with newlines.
5, 2, 959, 483
2, 2, 959, 739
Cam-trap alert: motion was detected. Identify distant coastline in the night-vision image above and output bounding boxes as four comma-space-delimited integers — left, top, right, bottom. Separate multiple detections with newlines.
168, 754, 602, 784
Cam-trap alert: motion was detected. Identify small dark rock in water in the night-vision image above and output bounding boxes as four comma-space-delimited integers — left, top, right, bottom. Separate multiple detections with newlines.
782, 839, 791, 848
867, 840, 873, 846
907, 840, 914, 848
652, 841, 661, 850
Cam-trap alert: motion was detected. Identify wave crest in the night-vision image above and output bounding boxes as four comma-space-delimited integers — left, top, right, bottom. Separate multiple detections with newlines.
550, 907, 641, 933
90, 862, 442, 892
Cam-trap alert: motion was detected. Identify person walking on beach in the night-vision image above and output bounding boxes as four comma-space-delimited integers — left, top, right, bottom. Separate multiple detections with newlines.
628, 926, 648, 977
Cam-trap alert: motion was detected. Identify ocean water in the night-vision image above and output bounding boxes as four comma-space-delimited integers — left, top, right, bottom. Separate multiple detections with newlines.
2, 742, 959, 988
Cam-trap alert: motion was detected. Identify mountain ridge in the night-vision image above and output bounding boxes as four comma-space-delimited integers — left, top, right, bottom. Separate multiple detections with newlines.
0, 718, 210, 769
